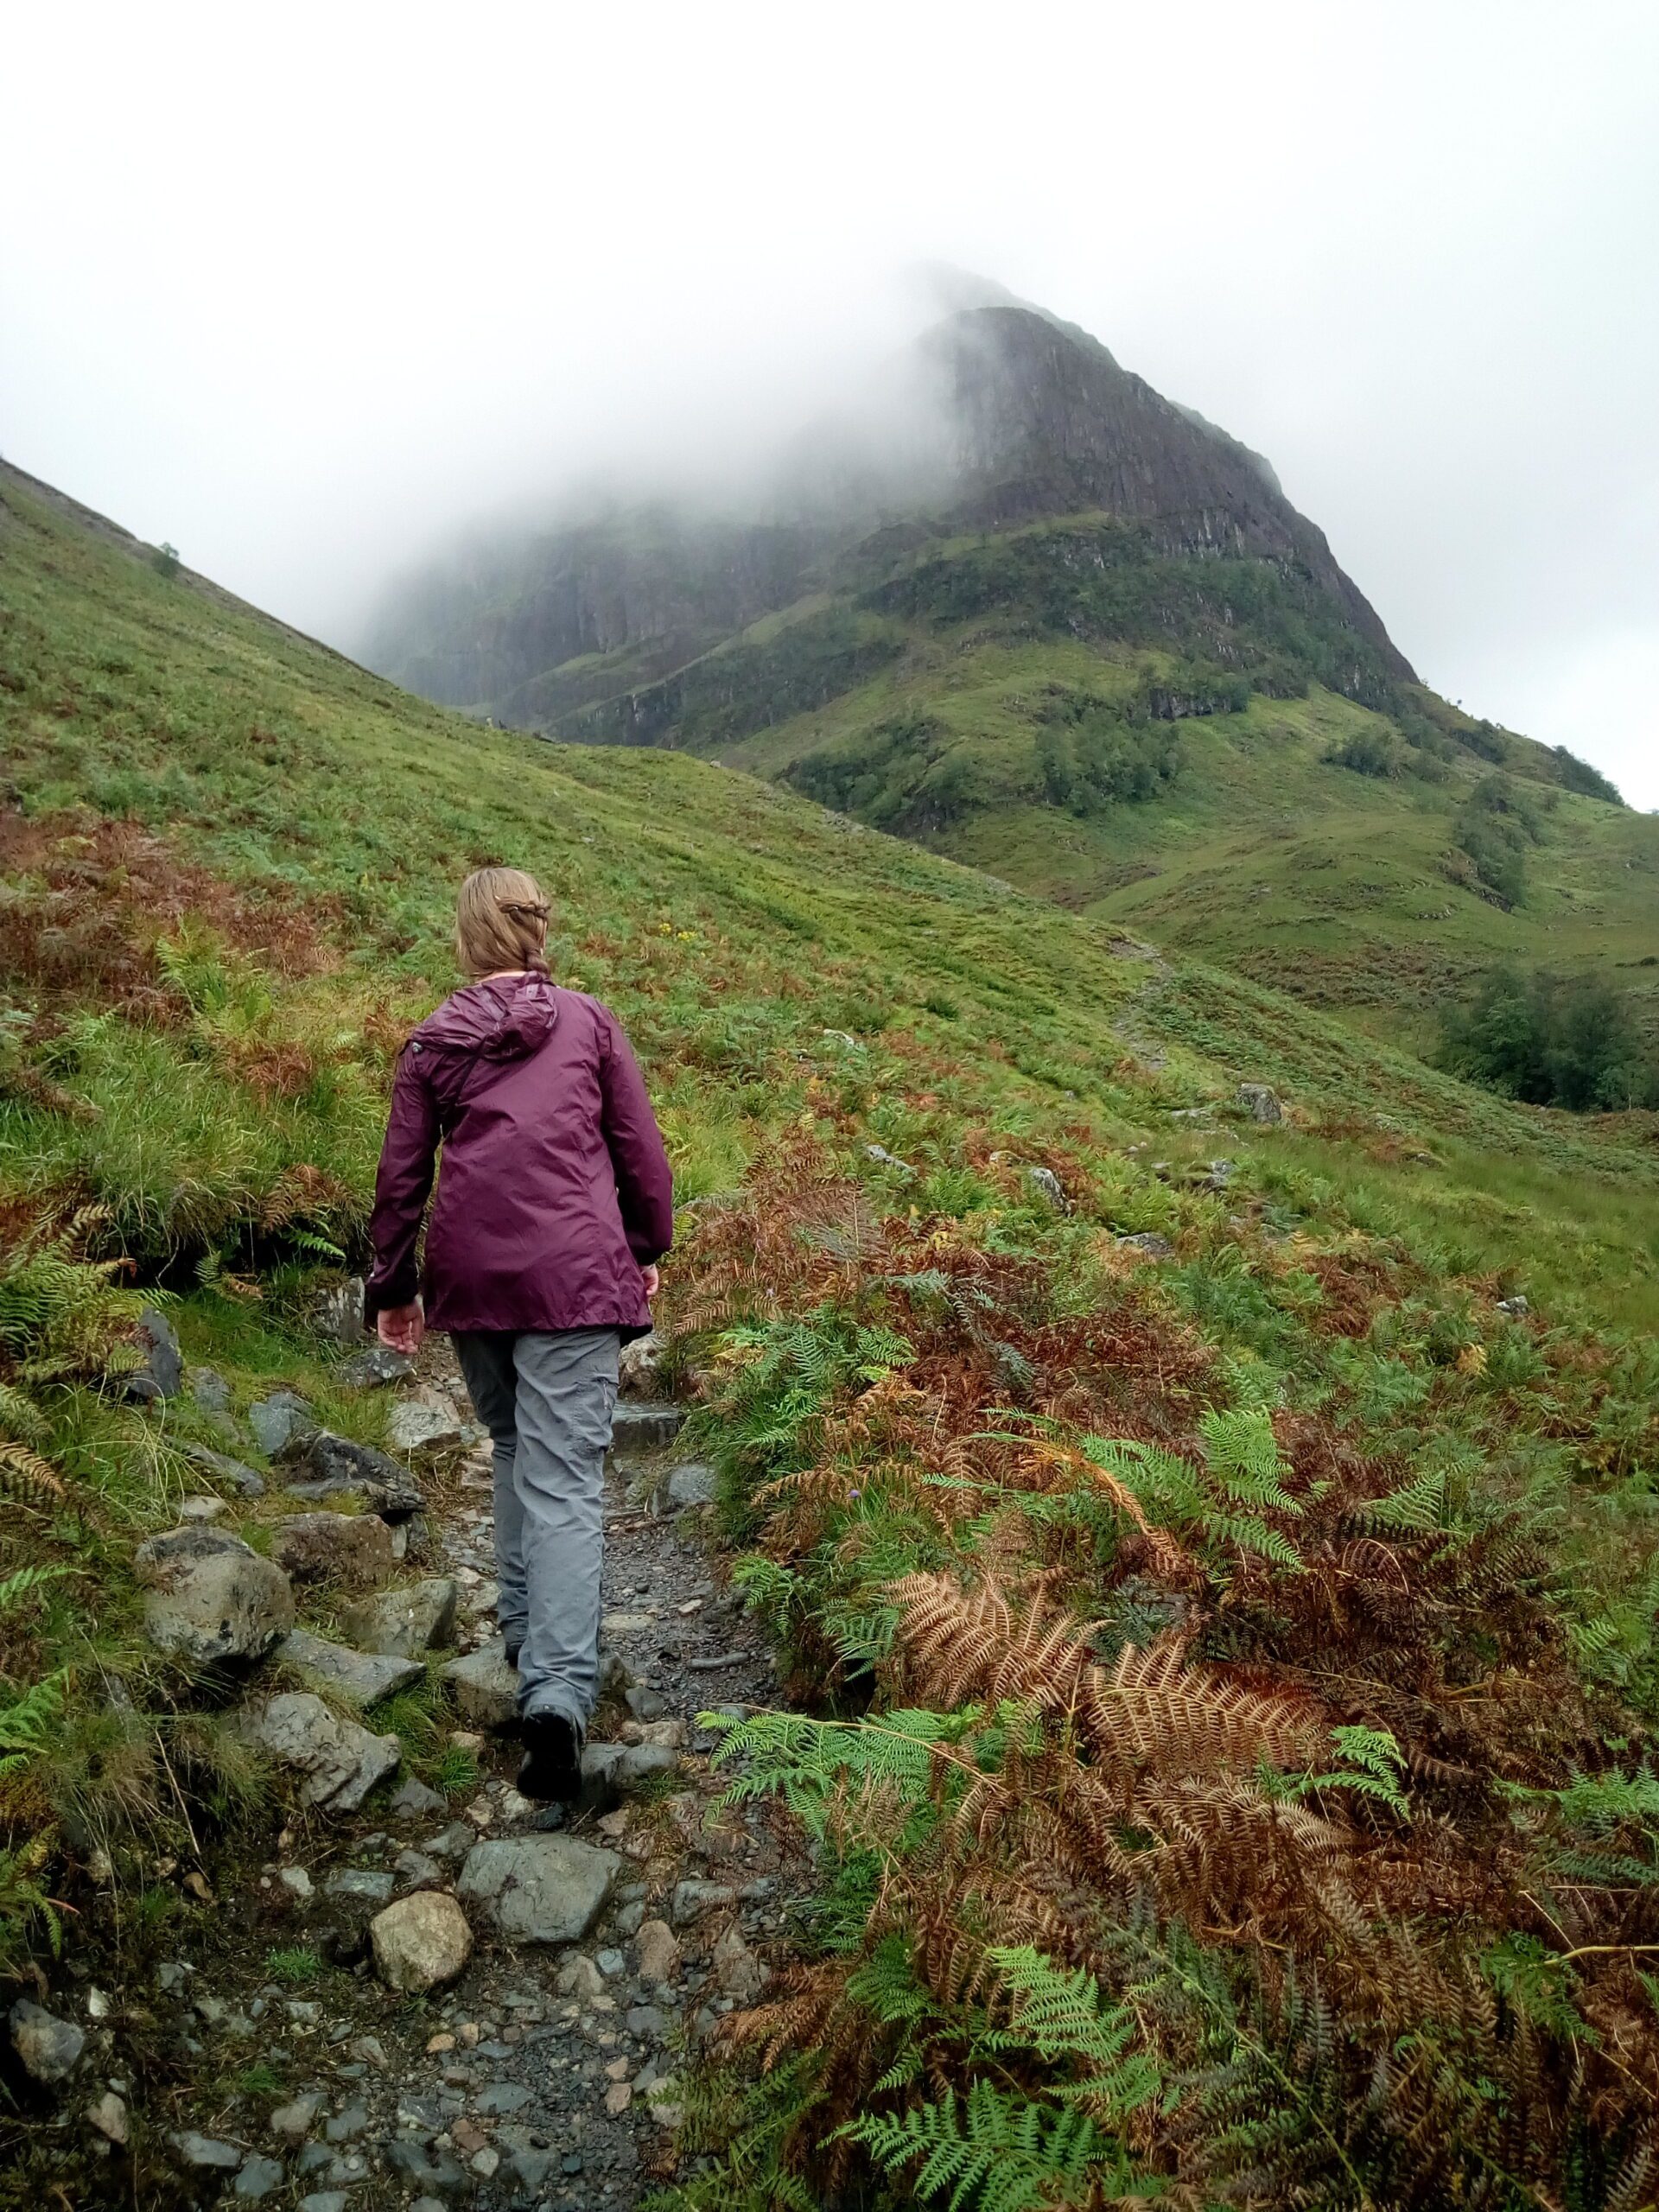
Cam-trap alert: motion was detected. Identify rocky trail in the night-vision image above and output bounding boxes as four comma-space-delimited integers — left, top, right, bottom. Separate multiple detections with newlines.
10, 1331, 812, 2211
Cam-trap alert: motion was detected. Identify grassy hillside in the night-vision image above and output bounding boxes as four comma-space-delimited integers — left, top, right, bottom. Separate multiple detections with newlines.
4, 463, 1659, 2205
547, 514, 1657, 1054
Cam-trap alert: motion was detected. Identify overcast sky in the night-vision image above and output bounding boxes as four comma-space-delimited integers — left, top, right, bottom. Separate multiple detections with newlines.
5, 2, 1656, 804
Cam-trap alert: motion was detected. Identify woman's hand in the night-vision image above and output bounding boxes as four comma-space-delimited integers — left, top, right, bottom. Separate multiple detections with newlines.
378, 1299, 425, 1355
641, 1265, 661, 1301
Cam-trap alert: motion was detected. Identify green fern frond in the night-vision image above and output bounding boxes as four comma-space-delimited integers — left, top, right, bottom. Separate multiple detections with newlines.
843, 2080, 1143, 2212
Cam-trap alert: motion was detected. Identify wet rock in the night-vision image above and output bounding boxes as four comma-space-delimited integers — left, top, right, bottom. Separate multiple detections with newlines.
297, 2195, 348, 2212
10, 1998, 85, 2083
340, 1577, 458, 1657
371, 1891, 474, 1993
609, 1402, 684, 1457
173, 2132, 242, 2170
234, 2152, 286, 2199
249, 1389, 318, 1460
270, 2090, 324, 2141
441, 1640, 518, 1730
135, 1526, 294, 1667
313, 1275, 366, 1345
664, 1461, 716, 1508
457, 1834, 620, 1945
423, 1821, 477, 1862
86, 2089, 129, 2144
126, 1306, 183, 1401
277, 1865, 314, 1901
1237, 1081, 1284, 1124
283, 1625, 423, 1709
339, 1343, 414, 1389
507, 2148, 556, 2191
625, 2004, 669, 2041
325, 2101, 368, 2143
387, 1389, 466, 1459
271, 1511, 394, 1588
242, 1691, 400, 1812
387, 1774, 446, 1820
625, 1683, 669, 1722
636, 1918, 680, 1982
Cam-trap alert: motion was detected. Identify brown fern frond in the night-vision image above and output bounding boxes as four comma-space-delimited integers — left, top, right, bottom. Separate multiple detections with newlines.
1081, 1639, 1327, 1779
0, 1440, 67, 1513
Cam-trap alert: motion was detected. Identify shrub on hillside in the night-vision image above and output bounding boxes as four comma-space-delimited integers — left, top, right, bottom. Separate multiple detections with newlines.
1450, 774, 1546, 907
1325, 728, 1404, 778
1439, 963, 1659, 1110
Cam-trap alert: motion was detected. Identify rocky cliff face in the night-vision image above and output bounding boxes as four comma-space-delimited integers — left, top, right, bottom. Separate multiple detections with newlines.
364, 295, 1413, 718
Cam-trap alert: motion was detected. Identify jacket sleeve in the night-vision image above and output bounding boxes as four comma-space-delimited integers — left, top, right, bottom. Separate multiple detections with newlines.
364, 1046, 440, 1319
597, 1008, 675, 1264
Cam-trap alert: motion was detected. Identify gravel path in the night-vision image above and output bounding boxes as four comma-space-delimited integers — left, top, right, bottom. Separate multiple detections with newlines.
112, 1357, 810, 2209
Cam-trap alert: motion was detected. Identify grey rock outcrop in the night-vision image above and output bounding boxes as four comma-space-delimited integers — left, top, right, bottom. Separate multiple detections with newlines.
1236, 1082, 1285, 1123
242, 1691, 399, 1812
456, 1834, 620, 1944
135, 1526, 294, 1667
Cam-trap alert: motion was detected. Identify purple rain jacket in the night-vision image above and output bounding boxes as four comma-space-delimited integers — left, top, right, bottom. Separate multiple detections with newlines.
364, 974, 673, 1338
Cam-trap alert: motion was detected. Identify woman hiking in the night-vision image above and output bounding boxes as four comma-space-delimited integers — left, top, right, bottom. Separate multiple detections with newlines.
364, 867, 673, 1811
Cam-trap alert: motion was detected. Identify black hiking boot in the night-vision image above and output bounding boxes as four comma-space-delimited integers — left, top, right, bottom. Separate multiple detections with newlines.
518, 1713, 582, 1804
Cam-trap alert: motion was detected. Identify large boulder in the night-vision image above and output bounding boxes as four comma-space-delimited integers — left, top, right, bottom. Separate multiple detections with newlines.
617, 1331, 665, 1396
441, 1640, 518, 1730
271, 1511, 394, 1588
9, 1998, 85, 2084
1236, 1082, 1285, 1124
370, 1891, 473, 1992
285, 1433, 423, 1517
282, 1626, 423, 1709
313, 1274, 366, 1345
457, 1834, 620, 1945
243, 1691, 399, 1812
135, 1527, 294, 1668
340, 1578, 458, 1657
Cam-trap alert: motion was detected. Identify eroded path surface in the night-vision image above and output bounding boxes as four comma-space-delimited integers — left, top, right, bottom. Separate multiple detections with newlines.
131, 1358, 807, 2211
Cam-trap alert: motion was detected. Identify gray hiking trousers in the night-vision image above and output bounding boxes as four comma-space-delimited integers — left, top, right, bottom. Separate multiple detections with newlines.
451, 1327, 620, 1734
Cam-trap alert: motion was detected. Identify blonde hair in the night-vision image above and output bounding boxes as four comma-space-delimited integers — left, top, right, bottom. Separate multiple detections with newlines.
454, 866, 551, 981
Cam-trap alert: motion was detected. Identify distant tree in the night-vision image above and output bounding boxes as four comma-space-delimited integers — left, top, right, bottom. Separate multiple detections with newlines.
1325, 728, 1403, 778
150, 541, 181, 579
1440, 963, 1658, 1111
1451, 775, 1543, 908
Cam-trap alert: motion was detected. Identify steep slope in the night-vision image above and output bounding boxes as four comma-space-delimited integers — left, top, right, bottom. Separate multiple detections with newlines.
4, 463, 1659, 2207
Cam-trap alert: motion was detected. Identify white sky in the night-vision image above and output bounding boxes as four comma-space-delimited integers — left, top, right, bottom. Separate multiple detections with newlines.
4, 1, 1657, 804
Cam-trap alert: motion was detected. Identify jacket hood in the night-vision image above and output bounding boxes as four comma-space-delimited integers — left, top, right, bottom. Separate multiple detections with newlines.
414, 974, 560, 1061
